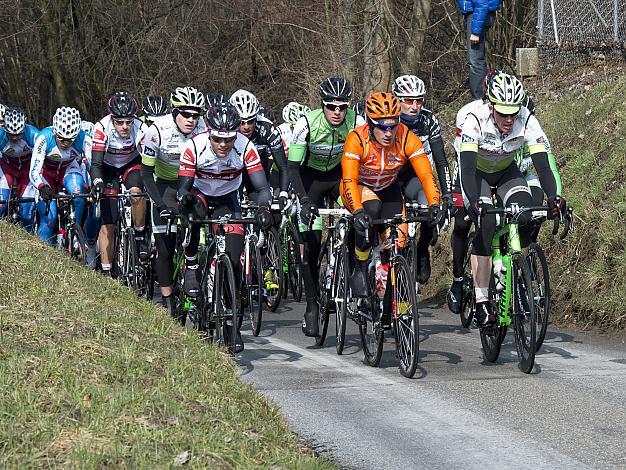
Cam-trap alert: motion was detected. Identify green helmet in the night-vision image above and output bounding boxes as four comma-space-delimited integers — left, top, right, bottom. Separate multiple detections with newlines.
170, 86, 205, 110
487, 73, 524, 115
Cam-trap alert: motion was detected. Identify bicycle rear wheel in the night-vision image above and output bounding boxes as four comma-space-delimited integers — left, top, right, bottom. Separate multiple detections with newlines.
315, 245, 331, 347
66, 224, 87, 264
215, 254, 239, 355
527, 243, 550, 350
512, 253, 537, 373
392, 255, 419, 378
248, 241, 264, 337
334, 243, 349, 355
359, 266, 384, 367
460, 233, 475, 328
263, 228, 283, 312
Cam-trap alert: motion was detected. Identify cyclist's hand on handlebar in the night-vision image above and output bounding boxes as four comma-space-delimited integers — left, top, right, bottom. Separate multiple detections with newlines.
90, 180, 104, 200
39, 185, 54, 202
468, 197, 481, 224
300, 197, 318, 225
547, 195, 566, 220
427, 204, 441, 227
178, 193, 198, 214
255, 205, 274, 230
158, 205, 175, 219
353, 209, 371, 234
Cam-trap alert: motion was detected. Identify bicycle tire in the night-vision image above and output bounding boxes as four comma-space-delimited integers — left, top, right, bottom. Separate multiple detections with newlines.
527, 243, 550, 350
125, 229, 140, 293
145, 256, 156, 300
335, 243, 349, 355
359, 265, 384, 367
315, 245, 331, 347
113, 222, 126, 281
405, 236, 420, 296
215, 254, 239, 355
480, 316, 505, 363
66, 224, 87, 264
391, 255, 420, 378
512, 253, 537, 374
248, 241, 264, 337
286, 222, 303, 302
460, 233, 475, 328
263, 227, 284, 312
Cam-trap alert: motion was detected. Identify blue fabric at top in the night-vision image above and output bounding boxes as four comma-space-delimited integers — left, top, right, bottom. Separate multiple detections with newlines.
457, 0, 500, 35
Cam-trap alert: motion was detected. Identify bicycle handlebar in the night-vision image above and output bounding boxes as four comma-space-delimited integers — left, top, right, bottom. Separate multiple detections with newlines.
0, 197, 36, 204
480, 203, 574, 241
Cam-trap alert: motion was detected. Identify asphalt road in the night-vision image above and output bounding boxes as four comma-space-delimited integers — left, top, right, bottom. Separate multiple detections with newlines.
237, 296, 626, 469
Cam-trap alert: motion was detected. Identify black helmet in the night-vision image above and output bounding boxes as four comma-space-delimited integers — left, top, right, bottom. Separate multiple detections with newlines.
319, 76, 352, 102
206, 92, 227, 108
142, 95, 169, 117
108, 91, 138, 118
205, 103, 241, 136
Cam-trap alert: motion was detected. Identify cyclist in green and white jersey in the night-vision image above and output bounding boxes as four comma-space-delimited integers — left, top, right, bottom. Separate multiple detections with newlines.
288, 76, 365, 337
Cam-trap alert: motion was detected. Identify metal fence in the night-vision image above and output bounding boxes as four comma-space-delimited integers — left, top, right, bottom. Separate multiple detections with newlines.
537, 0, 626, 68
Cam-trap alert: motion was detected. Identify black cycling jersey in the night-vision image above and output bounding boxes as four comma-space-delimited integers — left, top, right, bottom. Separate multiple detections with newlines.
250, 117, 289, 192
400, 107, 451, 194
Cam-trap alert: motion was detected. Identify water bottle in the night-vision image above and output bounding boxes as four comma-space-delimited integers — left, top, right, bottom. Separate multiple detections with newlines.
375, 259, 389, 299
493, 254, 506, 292
207, 259, 216, 301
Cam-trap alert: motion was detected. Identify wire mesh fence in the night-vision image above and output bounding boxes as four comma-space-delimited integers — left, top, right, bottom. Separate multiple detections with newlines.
537, 0, 626, 70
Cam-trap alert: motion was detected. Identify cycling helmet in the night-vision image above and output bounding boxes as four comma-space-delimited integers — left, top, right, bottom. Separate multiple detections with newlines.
53, 106, 82, 139
365, 92, 400, 124
206, 92, 227, 108
142, 95, 169, 117
229, 89, 260, 120
81, 120, 95, 136
205, 103, 241, 137
0, 104, 5, 124
487, 72, 524, 115
170, 86, 205, 110
282, 101, 310, 125
482, 69, 505, 98
392, 75, 426, 98
4, 108, 26, 134
352, 99, 365, 118
319, 76, 352, 102
108, 91, 138, 118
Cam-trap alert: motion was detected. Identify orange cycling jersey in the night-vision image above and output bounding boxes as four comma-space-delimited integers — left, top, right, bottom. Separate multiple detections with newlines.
341, 123, 440, 212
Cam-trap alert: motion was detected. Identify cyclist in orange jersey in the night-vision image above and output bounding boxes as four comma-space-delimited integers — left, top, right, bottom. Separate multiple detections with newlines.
340, 92, 441, 297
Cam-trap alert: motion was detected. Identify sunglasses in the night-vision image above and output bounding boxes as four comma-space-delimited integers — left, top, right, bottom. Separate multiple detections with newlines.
179, 110, 201, 120
323, 102, 349, 112
113, 118, 133, 126
400, 98, 424, 105
56, 135, 76, 143
240, 117, 256, 125
210, 135, 236, 144
374, 123, 398, 132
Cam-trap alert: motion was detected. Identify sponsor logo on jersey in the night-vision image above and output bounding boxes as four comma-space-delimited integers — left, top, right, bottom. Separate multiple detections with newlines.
461, 134, 476, 143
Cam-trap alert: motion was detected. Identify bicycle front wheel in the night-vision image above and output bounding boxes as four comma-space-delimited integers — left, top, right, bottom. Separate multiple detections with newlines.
527, 243, 550, 350
124, 229, 140, 293
512, 253, 537, 373
66, 224, 87, 264
315, 245, 331, 347
263, 228, 283, 312
286, 222, 303, 302
391, 255, 420, 378
214, 254, 239, 355
248, 241, 264, 337
334, 243, 349, 355
359, 266, 384, 367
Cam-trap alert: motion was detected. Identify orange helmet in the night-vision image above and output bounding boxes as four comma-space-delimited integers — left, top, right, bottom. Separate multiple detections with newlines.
365, 92, 400, 123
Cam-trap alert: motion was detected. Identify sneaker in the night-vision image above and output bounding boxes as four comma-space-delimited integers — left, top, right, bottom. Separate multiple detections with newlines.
447, 277, 463, 314
135, 231, 149, 262
302, 300, 320, 337
183, 265, 200, 298
349, 262, 369, 298
475, 301, 496, 327
86, 241, 98, 269
417, 249, 431, 284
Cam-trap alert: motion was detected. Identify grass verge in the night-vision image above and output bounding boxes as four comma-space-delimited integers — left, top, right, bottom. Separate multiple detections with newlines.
0, 222, 332, 468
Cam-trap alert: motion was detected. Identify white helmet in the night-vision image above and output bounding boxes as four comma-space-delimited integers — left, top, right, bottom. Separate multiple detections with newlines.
4, 108, 26, 134
0, 104, 6, 124
392, 75, 426, 98
229, 89, 260, 120
53, 106, 82, 139
487, 73, 525, 115
81, 120, 95, 136
170, 86, 205, 110
282, 102, 311, 125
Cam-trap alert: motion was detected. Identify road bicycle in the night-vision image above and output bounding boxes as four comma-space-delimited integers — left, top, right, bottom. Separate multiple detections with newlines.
275, 200, 303, 302
45, 192, 92, 264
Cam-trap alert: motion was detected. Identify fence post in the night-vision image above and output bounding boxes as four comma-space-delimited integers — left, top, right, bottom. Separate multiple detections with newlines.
550, 0, 560, 45
538, 0, 544, 39
614, 0, 619, 43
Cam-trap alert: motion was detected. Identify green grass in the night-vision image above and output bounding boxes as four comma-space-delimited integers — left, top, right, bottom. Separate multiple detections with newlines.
0, 222, 333, 468
423, 71, 626, 332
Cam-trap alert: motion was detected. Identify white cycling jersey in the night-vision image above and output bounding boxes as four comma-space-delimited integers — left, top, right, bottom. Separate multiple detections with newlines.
92, 115, 146, 168
140, 114, 206, 181
458, 100, 548, 173
179, 132, 263, 197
